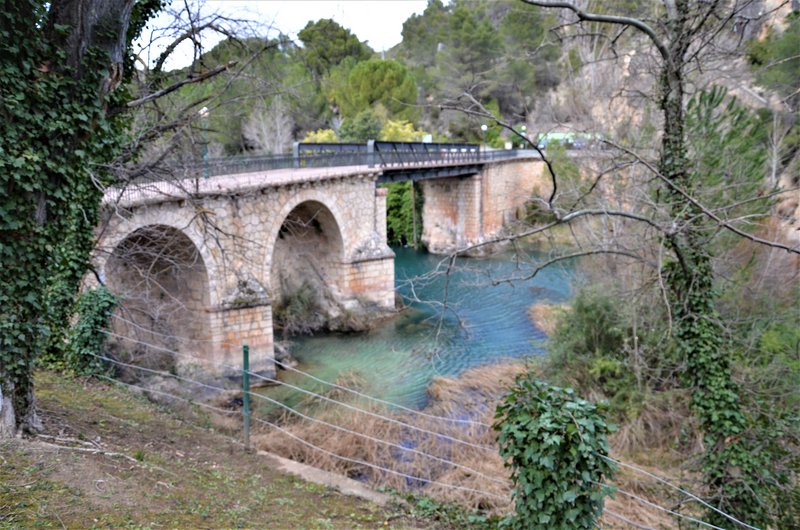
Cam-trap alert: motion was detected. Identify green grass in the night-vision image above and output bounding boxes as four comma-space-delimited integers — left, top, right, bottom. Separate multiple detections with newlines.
0, 371, 436, 529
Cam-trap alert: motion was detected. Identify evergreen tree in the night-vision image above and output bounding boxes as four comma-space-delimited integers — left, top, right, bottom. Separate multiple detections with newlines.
338, 109, 382, 142
298, 18, 373, 78
334, 59, 418, 121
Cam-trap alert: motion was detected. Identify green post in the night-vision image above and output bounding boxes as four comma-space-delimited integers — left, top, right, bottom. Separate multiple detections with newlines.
242, 344, 251, 450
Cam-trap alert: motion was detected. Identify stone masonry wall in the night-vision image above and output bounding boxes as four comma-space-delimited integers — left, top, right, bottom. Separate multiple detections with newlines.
208, 304, 273, 376
95, 169, 395, 379
341, 256, 395, 309
420, 158, 548, 254
419, 175, 482, 253
481, 159, 548, 235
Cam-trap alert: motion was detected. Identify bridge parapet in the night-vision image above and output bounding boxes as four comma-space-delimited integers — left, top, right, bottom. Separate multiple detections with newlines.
123, 141, 526, 185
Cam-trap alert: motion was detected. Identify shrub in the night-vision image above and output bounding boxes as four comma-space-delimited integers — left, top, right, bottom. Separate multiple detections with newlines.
64, 286, 118, 375
494, 374, 616, 529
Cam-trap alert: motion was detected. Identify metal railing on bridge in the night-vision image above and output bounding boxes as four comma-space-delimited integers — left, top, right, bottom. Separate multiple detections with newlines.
112, 141, 530, 202
367, 140, 483, 168
192, 141, 521, 178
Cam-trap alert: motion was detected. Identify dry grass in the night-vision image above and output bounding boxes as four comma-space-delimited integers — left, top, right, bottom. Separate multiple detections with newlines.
599, 451, 710, 529
527, 303, 567, 335
251, 361, 707, 526
254, 362, 524, 513
609, 389, 699, 455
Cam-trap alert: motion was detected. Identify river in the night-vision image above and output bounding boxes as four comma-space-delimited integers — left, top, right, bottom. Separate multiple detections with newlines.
260, 246, 573, 411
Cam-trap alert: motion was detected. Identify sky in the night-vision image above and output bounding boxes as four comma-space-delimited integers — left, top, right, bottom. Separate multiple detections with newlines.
137, 0, 429, 70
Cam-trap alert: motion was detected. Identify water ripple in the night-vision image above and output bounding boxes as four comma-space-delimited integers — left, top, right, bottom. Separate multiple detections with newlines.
270, 246, 573, 409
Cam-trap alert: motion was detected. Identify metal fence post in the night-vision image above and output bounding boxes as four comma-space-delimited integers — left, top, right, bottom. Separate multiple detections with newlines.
242, 344, 251, 450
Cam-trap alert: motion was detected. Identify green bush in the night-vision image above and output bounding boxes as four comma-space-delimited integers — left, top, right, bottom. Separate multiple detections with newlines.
549, 288, 625, 363
494, 374, 616, 529
385, 181, 423, 246
63, 286, 118, 375
544, 288, 643, 416
273, 281, 323, 337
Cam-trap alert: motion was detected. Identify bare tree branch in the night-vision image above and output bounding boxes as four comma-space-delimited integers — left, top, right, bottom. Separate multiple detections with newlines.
520, 0, 670, 63
125, 61, 237, 109
608, 140, 800, 255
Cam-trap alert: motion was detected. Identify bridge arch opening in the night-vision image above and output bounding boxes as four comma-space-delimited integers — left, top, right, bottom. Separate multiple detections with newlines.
104, 224, 211, 372
270, 200, 346, 337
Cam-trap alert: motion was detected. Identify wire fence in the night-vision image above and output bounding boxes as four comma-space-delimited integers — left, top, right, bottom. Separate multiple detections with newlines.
94, 327, 760, 529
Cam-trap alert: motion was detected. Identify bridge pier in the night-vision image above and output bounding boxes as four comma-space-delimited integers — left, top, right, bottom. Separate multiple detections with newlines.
209, 304, 275, 378
419, 175, 483, 254
420, 159, 548, 254
338, 187, 395, 309
340, 256, 396, 309
96, 170, 396, 384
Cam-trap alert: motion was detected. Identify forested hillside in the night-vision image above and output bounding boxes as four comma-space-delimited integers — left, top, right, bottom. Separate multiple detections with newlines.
140, 0, 562, 156
130, 1, 797, 244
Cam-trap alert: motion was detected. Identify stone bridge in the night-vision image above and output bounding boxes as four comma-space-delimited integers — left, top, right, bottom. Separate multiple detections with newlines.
92, 148, 548, 378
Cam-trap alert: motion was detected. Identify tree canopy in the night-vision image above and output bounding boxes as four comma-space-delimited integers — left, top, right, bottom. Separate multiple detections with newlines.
334, 59, 418, 121
298, 18, 373, 78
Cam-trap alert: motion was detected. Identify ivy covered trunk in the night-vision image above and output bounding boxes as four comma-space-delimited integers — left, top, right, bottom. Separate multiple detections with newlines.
657, 2, 761, 525
0, 0, 152, 436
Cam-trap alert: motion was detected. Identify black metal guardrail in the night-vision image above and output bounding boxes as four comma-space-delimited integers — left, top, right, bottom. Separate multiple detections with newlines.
114, 143, 534, 200
184, 141, 526, 179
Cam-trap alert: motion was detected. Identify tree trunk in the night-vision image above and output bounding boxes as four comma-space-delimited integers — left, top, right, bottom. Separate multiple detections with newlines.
0, 383, 16, 438
659, 2, 751, 521
0, 0, 136, 438
0, 378, 40, 437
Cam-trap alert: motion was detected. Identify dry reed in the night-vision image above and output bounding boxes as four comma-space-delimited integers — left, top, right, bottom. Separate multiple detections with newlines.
249, 361, 707, 526
254, 362, 524, 512
527, 303, 566, 335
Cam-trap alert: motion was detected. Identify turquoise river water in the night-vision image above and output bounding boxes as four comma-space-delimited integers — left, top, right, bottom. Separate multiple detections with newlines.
260, 246, 573, 411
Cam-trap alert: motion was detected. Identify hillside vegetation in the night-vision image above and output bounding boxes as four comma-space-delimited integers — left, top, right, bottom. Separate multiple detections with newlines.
4, 1, 798, 528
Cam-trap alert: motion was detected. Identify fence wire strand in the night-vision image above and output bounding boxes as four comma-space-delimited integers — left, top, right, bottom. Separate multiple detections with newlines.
271, 357, 493, 428
592, 481, 728, 530
91, 351, 508, 486
98, 328, 760, 529
100, 330, 497, 452
599, 455, 760, 530
96, 374, 236, 416
91, 362, 506, 501
249, 415, 507, 500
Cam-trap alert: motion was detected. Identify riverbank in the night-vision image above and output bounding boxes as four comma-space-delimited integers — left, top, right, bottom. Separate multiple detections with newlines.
252, 359, 682, 528
5, 365, 690, 528
0, 371, 433, 529
256, 362, 524, 514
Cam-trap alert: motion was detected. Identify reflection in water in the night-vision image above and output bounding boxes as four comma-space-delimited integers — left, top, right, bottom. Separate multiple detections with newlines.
262, 246, 573, 410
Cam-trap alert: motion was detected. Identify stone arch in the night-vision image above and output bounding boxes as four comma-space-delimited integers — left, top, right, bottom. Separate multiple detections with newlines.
265, 189, 353, 270
104, 223, 212, 368
269, 199, 347, 336
98, 208, 220, 305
